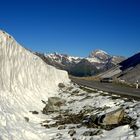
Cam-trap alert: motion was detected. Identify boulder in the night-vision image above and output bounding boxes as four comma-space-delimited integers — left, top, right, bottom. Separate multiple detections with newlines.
43, 97, 66, 114
68, 129, 76, 137
83, 108, 124, 126
102, 108, 124, 125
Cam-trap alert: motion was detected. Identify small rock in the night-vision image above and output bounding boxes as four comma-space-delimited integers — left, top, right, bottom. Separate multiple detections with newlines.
42, 122, 58, 128
76, 124, 82, 128
130, 120, 139, 131
68, 126, 76, 129
83, 114, 98, 125
24, 117, 29, 122
56, 133, 63, 137
68, 129, 76, 137
30, 111, 39, 114
77, 93, 86, 96
58, 125, 66, 130
72, 89, 80, 94
42, 124, 50, 128
58, 83, 65, 88
72, 138, 77, 140
41, 100, 46, 104
83, 130, 102, 136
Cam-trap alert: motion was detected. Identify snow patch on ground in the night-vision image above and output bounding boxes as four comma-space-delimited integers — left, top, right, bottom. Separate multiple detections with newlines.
40, 83, 140, 140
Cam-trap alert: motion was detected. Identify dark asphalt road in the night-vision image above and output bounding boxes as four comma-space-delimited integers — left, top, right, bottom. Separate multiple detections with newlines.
70, 77, 140, 99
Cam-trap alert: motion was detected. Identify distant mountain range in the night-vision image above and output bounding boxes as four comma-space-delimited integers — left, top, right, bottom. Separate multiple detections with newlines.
35, 50, 125, 76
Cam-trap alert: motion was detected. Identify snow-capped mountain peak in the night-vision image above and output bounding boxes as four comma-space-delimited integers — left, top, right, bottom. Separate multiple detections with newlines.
46, 52, 82, 64
89, 49, 110, 61
93, 49, 108, 55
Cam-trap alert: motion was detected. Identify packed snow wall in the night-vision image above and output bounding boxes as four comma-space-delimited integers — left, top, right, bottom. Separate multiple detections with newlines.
0, 30, 70, 140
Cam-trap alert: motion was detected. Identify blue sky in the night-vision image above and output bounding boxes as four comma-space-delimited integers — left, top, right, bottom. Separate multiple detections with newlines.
0, 0, 140, 57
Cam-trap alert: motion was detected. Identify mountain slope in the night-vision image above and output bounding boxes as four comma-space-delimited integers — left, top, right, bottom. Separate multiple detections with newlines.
119, 52, 140, 70
70, 59, 99, 76
118, 64, 140, 83
99, 52, 140, 83
117, 52, 140, 83
0, 30, 69, 140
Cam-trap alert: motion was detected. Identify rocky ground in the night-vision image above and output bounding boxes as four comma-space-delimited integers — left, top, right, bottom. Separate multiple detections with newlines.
32, 82, 140, 140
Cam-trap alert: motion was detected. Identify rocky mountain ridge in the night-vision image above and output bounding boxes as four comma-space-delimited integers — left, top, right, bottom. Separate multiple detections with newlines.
35, 50, 125, 76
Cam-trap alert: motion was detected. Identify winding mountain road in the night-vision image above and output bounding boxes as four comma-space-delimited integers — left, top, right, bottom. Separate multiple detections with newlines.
70, 77, 140, 99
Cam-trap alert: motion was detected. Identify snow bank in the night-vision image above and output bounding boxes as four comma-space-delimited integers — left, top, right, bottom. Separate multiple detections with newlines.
0, 30, 70, 140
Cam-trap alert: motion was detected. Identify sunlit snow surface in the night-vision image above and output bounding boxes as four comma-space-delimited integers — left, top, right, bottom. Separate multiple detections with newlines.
0, 30, 69, 140
0, 30, 140, 140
